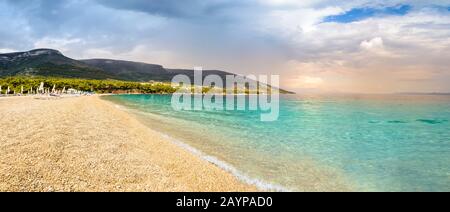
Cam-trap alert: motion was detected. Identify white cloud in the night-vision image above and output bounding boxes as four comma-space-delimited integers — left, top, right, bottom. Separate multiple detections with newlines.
258, 6, 343, 35
34, 37, 84, 52
359, 37, 402, 58
262, 5, 450, 92
360, 37, 384, 50
79, 45, 178, 67
0, 48, 17, 53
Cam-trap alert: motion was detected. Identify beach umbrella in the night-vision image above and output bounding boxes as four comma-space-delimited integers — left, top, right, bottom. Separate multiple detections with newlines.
52, 85, 56, 93
6, 86, 10, 95
21, 86, 24, 94
62, 87, 66, 94
39, 82, 44, 93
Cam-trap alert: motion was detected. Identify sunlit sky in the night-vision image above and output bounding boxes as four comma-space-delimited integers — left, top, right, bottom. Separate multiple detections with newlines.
1, 0, 450, 93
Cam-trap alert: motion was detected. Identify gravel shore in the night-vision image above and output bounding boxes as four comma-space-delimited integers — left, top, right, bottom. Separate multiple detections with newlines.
0, 96, 256, 192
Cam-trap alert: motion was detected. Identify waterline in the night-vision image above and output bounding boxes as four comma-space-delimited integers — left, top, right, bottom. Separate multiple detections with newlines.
103, 94, 450, 192
111, 101, 289, 191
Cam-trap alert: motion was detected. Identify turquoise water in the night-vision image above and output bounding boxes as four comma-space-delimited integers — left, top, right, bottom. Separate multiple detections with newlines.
103, 94, 450, 191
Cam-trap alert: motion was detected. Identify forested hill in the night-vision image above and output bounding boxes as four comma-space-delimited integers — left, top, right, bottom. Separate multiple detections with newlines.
0, 49, 294, 94
0, 49, 234, 82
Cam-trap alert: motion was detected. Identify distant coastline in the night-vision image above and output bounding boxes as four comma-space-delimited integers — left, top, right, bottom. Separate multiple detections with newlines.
394, 92, 450, 96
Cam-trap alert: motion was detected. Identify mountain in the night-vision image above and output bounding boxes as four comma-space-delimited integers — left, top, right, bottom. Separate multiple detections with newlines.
80, 59, 167, 81
81, 59, 234, 82
0, 49, 294, 93
0, 49, 114, 79
0, 49, 235, 82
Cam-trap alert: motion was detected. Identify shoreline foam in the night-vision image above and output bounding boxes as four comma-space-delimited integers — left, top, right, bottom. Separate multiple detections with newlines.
102, 94, 358, 192
104, 97, 289, 192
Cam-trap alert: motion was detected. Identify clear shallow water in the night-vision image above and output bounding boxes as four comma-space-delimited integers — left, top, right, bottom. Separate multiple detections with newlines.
103, 94, 450, 191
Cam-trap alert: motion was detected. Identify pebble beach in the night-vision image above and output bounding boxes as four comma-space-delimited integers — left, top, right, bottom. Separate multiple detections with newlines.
0, 96, 256, 192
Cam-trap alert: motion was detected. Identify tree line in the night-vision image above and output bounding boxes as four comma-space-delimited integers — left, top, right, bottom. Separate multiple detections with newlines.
0, 77, 177, 94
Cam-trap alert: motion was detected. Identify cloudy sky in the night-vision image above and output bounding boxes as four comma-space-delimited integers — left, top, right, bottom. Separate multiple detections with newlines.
1, 0, 450, 93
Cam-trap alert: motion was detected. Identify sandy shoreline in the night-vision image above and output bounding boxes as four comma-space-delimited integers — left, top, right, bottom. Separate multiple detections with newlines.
0, 96, 256, 192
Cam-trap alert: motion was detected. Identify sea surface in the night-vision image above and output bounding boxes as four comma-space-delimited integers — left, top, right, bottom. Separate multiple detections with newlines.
102, 94, 450, 191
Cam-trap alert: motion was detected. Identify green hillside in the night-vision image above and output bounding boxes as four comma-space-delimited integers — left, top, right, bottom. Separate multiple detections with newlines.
0, 49, 294, 94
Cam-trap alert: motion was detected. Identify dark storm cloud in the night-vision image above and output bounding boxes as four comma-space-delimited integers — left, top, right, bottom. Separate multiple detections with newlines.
0, 0, 168, 51
95, 0, 254, 19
